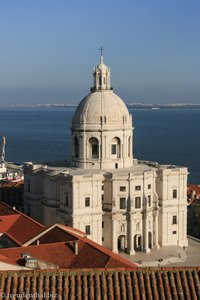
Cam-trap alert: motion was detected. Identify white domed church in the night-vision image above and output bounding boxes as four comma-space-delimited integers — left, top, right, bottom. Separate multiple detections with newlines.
24, 55, 188, 254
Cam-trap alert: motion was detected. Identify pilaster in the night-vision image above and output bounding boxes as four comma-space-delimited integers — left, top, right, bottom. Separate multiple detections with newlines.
112, 215, 118, 253
127, 214, 135, 255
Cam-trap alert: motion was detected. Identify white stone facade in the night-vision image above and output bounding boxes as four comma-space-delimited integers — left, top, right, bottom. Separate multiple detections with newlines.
24, 55, 188, 254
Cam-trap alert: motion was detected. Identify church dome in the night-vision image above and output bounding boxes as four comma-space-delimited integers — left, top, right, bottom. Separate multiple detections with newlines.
71, 53, 133, 170
72, 54, 131, 128
72, 90, 130, 126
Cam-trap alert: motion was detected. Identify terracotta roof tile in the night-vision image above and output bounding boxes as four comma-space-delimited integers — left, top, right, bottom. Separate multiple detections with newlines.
6, 215, 44, 244
0, 239, 136, 270
0, 242, 75, 269
0, 202, 44, 245
21, 223, 136, 269
0, 202, 19, 216
0, 215, 20, 232
0, 254, 18, 266
0, 269, 199, 299
12, 223, 137, 271
188, 184, 200, 197
79, 236, 136, 268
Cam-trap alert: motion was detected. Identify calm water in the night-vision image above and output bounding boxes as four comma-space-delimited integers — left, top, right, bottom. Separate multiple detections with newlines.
0, 107, 199, 184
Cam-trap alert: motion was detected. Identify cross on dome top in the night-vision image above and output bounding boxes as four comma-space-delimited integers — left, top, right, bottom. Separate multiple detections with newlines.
100, 46, 104, 63
100, 46, 104, 56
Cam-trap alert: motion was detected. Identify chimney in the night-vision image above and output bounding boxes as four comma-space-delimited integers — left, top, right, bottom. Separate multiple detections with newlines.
75, 240, 78, 255
37, 240, 40, 245
21, 252, 32, 259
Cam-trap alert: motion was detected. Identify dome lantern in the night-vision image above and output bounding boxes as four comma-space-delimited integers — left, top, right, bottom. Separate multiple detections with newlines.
91, 52, 112, 92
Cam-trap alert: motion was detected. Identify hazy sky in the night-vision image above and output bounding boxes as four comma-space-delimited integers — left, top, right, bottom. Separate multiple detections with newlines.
0, 0, 200, 104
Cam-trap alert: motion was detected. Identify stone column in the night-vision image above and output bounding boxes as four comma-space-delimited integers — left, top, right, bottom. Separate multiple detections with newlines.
143, 209, 150, 253
127, 215, 135, 255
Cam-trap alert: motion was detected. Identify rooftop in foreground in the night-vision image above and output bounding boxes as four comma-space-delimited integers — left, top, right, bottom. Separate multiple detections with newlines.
0, 267, 199, 299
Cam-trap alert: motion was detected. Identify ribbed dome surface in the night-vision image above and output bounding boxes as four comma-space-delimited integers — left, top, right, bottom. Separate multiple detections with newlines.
72, 90, 130, 125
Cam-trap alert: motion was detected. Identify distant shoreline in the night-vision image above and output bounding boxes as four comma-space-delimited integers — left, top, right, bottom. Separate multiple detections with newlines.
0, 103, 200, 109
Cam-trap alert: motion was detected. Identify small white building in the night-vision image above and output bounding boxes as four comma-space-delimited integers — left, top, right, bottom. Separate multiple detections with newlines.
24, 55, 188, 254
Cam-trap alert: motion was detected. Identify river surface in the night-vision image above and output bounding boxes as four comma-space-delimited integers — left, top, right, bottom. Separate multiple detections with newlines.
0, 107, 199, 183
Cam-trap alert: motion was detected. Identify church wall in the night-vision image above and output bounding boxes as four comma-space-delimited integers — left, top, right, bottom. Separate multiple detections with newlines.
73, 215, 102, 245
23, 164, 44, 223
42, 174, 61, 225
103, 171, 159, 253
156, 168, 188, 247
43, 206, 58, 225
59, 177, 73, 221
70, 174, 103, 245
71, 174, 103, 211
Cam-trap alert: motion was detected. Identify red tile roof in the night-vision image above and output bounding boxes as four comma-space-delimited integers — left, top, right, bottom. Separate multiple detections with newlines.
0, 268, 199, 299
0, 202, 18, 216
0, 254, 18, 266
6, 215, 44, 245
0, 239, 136, 269
19, 224, 137, 269
188, 184, 200, 198
23, 223, 86, 246
58, 224, 87, 236
0, 215, 20, 232
0, 202, 44, 245
30, 226, 78, 245
0, 180, 24, 189
70, 239, 136, 269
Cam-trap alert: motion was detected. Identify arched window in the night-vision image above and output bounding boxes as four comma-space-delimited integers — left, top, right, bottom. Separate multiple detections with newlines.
111, 137, 121, 158
74, 137, 79, 158
89, 137, 99, 159
121, 223, 125, 232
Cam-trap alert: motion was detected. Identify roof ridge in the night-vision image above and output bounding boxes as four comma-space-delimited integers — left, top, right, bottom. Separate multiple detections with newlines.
0, 201, 44, 228
3, 232, 21, 246
22, 223, 82, 246
22, 224, 57, 246
56, 224, 86, 237
0, 267, 199, 275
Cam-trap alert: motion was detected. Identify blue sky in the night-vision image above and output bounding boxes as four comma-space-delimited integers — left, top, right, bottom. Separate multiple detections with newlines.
0, 0, 200, 104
